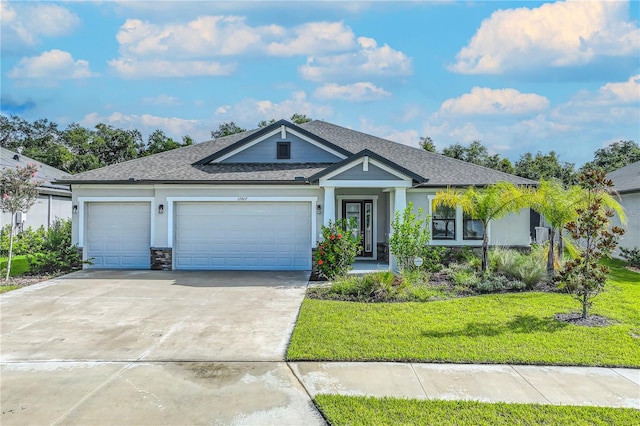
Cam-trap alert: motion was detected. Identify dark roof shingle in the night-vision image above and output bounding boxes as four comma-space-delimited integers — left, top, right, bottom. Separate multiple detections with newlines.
607, 161, 640, 193
58, 120, 535, 186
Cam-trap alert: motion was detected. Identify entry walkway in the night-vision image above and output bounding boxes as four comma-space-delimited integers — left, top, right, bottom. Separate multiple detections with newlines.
290, 362, 640, 409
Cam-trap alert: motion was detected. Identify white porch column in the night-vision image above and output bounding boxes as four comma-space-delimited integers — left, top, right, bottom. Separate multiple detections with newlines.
394, 187, 407, 215
323, 186, 335, 226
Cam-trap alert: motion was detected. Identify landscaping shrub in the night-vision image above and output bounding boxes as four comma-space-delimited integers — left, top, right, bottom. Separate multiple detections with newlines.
308, 270, 441, 302
421, 246, 447, 272
490, 247, 546, 289
450, 269, 479, 288
620, 247, 640, 268
389, 203, 432, 272
0, 224, 46, 256
475, 275, 525, 293
0, 255, 30, 276
28, 219, 83, 274
315, 219, 362, 280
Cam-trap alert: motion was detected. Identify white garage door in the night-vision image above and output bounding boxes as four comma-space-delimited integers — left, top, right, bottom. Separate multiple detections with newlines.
175, 202, 311, 270
86, 202, 151, 269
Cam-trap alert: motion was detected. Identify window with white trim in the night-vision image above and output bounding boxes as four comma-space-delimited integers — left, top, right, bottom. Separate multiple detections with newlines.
432, 204, 456, 240
463, 213, 484, 240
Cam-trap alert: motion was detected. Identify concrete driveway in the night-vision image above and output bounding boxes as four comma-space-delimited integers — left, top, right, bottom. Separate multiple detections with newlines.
1, 270, 325, 425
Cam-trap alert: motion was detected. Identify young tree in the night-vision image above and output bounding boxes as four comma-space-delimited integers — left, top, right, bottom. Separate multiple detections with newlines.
433, 182, 532, 272
1, 163, 40, 280
389, 203, 432, 271
558, 169, 625, 319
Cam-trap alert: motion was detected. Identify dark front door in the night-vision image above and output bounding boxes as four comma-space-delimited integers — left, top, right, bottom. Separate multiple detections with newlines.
342, 200, 374, 258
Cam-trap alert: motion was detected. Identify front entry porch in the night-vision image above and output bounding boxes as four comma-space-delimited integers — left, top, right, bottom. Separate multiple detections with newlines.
348, 260, 391, 274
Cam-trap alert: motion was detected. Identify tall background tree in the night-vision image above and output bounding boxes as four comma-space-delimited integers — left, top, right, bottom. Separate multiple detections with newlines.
1, 163, 40, 280
581, 140, 640, 173
211, 122, 246, 139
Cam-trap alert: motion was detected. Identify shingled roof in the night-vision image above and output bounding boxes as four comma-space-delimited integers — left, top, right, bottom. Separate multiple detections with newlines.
57, 120, 535, 187
607, 161, 640, 194
1, 147, 71, 194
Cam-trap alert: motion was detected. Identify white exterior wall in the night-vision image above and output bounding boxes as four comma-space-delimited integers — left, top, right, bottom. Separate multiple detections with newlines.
72, 184, 323, 248
407, 190, 530, 247
1, 193, 71, 231
490, 210, 531, 247
613, 192, 640, 256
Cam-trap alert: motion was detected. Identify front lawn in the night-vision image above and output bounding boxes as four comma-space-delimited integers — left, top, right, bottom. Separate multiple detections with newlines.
287, 260, 640, 366
314, 395, 640, 426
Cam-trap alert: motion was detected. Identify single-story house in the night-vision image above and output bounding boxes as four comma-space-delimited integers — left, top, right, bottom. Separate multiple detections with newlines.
607, 161, 640, 256
1, 147, 72, 231
57, 120, 535, 271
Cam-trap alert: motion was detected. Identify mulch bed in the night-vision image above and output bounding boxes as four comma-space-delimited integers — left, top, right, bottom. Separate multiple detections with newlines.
554, 313, 614, 327
1, 274, 57, 289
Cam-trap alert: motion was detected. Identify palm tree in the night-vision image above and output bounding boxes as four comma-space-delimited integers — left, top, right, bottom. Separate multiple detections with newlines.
532, 179, 626, 277
433, 182, 533, 272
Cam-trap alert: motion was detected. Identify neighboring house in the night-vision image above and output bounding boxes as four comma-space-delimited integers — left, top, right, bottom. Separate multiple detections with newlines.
607, 161, 640, 256
1, 147, 72, 231
57, 120, 535, 271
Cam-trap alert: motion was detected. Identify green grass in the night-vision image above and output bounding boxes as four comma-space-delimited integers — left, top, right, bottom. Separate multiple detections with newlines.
314, 395, 640, 426
288, 260, 640, 366
0, 255, 30, 277
0, 285, 20, 294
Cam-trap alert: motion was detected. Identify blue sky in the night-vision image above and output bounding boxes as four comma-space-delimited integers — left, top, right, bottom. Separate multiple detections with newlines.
1, 1, 639, 166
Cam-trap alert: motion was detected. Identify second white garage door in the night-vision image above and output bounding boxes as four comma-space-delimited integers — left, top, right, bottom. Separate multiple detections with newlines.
174, 202, 312, 270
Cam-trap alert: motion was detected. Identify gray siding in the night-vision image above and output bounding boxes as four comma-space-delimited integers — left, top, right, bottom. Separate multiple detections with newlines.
330, 163, 402, 181
222, 133, 341, 163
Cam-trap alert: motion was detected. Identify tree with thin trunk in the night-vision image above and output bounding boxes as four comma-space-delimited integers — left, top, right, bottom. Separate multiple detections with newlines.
558, 169, 625, 319
1, 163, 40, 281
532, 179, 626, 277
433, 182, 532, 272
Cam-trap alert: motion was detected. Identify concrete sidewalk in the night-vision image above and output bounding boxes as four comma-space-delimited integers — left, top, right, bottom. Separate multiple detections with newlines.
290, 362, 640, 409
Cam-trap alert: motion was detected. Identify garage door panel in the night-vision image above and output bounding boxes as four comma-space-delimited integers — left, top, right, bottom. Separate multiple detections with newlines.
175, 202, 311, 270
86, 203, 150, 269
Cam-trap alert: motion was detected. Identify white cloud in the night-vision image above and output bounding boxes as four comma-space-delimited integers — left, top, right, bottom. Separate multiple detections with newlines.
1, 3, 80, 51
112, 17, 358, 59
299, 36, 413, 82
81, 112, 205, 140
214, 91, 332, 127
108, 58, 235, 78
266, 21, 356, 56
115, 16, 279, 58
599, 74, 640, 104
450, 0, 640, 74
439, 87, 549, 116
358, 118, 420, 148
109, 16, 365, 78
314, 82, 391, 101
551, 75, 640, 126
8, 50, 97, 81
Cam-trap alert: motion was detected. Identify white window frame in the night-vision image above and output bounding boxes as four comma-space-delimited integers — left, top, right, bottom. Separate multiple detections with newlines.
427, 195, 488, 246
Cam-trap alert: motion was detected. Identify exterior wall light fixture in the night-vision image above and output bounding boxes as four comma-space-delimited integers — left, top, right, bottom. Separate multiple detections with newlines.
158, 204, 164, 214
